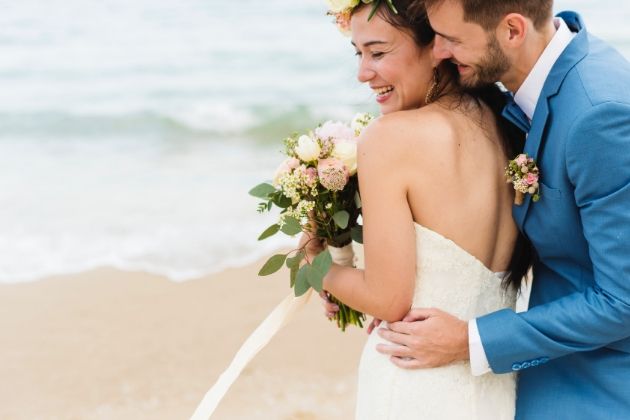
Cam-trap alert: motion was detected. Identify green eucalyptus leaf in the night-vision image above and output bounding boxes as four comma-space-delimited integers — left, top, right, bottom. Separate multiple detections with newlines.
306, 268, 324, 293
351, 225, 363, 244
272, 193, 292, 209
258, 224, 280, 241
294, 265, 311, 296
286, 251, 305, 269
281, 217, 302, 236
249, 183, 276, 199
290, 265, 298, 288
332, 211, 350, 229
258, 254, 287, 276
307, 249, 332, 292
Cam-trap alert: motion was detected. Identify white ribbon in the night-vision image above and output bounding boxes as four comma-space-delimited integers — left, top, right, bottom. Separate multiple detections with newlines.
328, 243, 355, 267
190, 289, 313, 420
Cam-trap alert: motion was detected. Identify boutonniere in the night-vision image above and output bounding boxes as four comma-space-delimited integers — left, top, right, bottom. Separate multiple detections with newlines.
506, 153, 540, 205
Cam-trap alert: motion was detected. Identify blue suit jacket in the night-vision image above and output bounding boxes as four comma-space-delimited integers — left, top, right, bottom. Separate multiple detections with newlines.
477, 12, 630, 419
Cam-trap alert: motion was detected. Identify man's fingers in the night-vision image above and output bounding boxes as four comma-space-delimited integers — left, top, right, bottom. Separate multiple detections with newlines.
387, 320, 418, 335
375, 343, 412, 358
377, 328, 414, 346
402, 307, 437, 322
389, 356, 423, 370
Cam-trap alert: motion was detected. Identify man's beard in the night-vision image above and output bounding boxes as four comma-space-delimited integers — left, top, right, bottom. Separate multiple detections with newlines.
461, 34, 511, 87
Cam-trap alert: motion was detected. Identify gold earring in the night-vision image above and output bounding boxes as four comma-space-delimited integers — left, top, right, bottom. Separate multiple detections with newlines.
425, 67, 440, 104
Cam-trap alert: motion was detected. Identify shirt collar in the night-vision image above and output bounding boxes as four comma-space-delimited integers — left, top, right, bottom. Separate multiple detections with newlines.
514, 18, 576, 119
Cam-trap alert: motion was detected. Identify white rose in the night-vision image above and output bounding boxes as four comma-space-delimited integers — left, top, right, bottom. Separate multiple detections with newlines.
332, 141, 357, 175
325, 0, 360, 13
295, 135, 321, 162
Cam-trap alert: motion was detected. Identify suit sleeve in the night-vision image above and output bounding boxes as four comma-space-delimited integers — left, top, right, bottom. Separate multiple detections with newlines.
475, 102, 630, 374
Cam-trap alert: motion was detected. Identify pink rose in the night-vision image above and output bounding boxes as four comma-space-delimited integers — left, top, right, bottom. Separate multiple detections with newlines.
317, 158, 349, 191
315, 121, 354, 144
526, 172, 539, 185
515, 154, 528, 166
273, 159, 294, 185
286, 157, 300, 170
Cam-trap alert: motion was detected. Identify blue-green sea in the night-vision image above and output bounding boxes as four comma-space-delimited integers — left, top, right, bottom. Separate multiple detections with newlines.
0, 0, 628, 282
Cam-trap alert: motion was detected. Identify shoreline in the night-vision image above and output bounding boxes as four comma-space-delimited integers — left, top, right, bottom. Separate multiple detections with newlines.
0, 261, 366, 419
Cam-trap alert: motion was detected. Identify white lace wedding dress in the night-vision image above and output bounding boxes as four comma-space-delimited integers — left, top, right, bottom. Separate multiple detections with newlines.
354, 223, 517, 420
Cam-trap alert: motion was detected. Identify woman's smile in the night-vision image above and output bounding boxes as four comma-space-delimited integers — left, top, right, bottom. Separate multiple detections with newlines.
372, 85, 395, 103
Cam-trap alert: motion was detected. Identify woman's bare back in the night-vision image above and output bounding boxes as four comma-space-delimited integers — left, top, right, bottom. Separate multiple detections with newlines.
388, 98, 517, 272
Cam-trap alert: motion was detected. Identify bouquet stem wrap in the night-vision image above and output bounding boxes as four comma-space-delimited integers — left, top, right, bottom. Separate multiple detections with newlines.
327, 244, 365, 331
328, 243, 354, 266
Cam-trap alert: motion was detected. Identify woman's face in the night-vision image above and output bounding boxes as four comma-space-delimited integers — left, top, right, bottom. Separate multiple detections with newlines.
351, 6, 433, 114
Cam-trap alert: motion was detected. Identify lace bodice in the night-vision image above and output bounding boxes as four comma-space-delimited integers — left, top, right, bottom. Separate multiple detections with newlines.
411, 223, 515, 318
354, 223, 517, 420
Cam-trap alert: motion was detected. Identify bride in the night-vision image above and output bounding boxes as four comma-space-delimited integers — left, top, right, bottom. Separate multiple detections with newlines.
301, 0, 532, 418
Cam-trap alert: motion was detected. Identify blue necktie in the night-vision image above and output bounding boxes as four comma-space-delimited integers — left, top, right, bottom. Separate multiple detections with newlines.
502, 94, 531, 134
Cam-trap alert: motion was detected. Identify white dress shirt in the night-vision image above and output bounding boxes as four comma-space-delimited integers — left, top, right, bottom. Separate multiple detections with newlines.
468, 17, 576, 376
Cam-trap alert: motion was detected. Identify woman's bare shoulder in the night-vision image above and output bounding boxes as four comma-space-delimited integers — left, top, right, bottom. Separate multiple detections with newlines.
358, 106, 463, 166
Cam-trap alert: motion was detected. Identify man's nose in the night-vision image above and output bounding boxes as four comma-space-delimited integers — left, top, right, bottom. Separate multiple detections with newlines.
433, 35, 453, 60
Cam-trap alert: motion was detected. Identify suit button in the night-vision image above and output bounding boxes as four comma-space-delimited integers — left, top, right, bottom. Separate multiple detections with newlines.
511, 363, 522, 371
521, 362, 531, 369
530, 359, 540, 367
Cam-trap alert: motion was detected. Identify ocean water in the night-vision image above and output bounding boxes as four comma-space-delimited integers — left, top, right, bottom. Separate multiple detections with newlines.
1, 0, 628, 283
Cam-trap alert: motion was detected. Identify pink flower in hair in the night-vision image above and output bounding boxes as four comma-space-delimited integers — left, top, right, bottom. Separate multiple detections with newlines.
334, 11, 352, 35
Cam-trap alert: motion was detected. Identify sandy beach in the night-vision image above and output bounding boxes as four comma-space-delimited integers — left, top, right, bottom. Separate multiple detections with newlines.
0, 259, 366, 420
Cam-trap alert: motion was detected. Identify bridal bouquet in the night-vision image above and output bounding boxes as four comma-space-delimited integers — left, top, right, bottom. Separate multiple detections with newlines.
249, 113, 374, 331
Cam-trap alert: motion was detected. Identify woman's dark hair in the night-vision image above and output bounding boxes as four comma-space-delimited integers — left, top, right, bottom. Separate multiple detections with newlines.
470, 85, 535, 292
354, 0, 534, 292
352, 0, 436, 47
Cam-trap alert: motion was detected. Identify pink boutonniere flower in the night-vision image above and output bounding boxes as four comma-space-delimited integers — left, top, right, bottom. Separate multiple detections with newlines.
506, 153, 541, 205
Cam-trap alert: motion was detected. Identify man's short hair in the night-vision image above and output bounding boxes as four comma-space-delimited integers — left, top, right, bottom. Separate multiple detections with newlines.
424, 0, 553, 31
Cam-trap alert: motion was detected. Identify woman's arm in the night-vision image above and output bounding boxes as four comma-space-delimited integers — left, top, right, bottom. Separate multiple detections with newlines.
322, 116, 417, 322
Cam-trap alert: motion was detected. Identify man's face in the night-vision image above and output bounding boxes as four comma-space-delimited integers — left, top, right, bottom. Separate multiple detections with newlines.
427, 0, 511, 87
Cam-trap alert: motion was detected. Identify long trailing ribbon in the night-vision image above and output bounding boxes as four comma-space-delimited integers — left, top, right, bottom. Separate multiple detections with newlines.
190, 289, 313, 420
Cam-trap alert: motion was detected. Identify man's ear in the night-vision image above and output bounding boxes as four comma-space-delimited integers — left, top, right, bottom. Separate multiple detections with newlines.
497, 13, 529, 47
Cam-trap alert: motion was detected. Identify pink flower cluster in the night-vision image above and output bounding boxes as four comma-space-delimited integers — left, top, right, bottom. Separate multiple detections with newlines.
317, 158, 350, 191
526, 172, 539, 186
506, 153, 541, 202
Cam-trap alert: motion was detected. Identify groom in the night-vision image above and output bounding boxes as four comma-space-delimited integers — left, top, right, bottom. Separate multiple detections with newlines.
375, 0, 630, 418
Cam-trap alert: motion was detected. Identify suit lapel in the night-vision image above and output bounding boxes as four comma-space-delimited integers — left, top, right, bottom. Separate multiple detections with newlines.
513, 12, 589, 229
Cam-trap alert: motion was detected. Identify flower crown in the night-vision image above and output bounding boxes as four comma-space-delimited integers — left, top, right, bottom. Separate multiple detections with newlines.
326, 0, 398, 35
